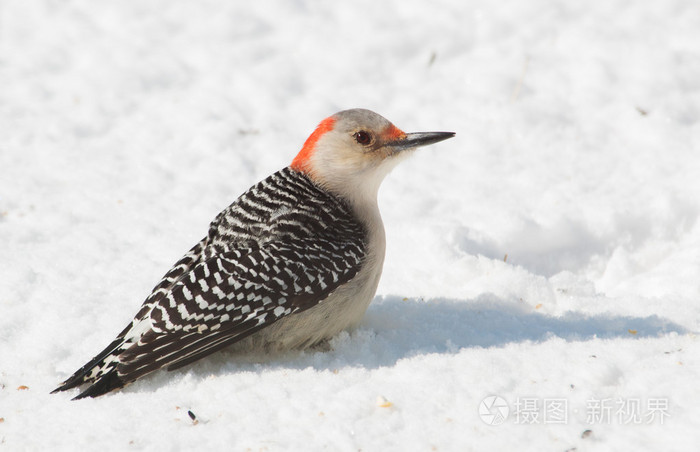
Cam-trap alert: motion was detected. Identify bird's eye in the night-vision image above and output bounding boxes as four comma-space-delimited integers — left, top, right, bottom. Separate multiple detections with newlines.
354, 131, 372, 146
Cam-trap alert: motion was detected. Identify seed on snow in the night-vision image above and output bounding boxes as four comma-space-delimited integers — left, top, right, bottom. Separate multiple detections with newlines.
376, 396, 392, 408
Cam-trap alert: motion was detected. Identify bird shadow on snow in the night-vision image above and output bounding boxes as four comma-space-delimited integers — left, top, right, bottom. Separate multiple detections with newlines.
169, 294, 689, 381
302, 295, 688, 370
240, 294, 686, 375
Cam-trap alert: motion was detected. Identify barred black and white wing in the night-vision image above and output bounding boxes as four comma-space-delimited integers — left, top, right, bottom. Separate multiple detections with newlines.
53, 168, 367, 399
50, 237, 209, 397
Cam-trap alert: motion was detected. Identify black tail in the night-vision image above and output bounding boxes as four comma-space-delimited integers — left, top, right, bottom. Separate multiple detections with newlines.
52, 325, 131, 396
71, 370, 126, 400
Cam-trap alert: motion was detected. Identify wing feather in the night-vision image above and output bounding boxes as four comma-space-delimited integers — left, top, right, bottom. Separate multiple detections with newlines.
87, 237, 364, 392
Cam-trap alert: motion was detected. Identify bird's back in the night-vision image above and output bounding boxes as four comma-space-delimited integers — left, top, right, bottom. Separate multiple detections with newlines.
208, 166, 367, 254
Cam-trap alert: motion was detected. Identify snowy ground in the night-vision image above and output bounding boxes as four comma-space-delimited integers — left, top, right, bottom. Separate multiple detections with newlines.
1, 0, 699, 450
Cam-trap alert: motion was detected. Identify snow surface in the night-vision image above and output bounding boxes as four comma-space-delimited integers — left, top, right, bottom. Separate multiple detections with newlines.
1, 0, 699, 450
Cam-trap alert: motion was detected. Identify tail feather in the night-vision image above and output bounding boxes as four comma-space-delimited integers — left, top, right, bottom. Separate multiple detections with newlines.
53, 238, 210, 398
52, 317, 275, 399
72, 369, 126, 400
119, 316, 269, 378
53, 338, 132, 399
51, 325, 130, 394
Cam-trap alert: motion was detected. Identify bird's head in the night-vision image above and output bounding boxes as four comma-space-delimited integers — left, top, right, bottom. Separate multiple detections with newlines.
291, 108, 454, 206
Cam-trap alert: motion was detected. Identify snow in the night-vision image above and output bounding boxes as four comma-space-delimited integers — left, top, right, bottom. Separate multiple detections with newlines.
1, 0, 699, 450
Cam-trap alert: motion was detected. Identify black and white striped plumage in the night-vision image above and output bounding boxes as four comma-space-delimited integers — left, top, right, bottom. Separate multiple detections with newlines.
54, 168, 366, 398
53, 109, 454, 399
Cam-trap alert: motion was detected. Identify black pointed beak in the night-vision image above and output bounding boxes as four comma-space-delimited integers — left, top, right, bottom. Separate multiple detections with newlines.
388, 131, 455, 151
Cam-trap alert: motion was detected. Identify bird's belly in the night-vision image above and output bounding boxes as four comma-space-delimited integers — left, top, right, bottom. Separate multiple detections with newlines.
262, 262, 381, 350
230, 249, 383, 353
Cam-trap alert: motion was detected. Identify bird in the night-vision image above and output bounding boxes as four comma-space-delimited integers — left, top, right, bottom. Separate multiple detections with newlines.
52, 108, 455, 399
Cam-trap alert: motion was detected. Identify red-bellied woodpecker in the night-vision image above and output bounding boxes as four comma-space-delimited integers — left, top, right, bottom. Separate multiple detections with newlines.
52, 108, 454, 399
